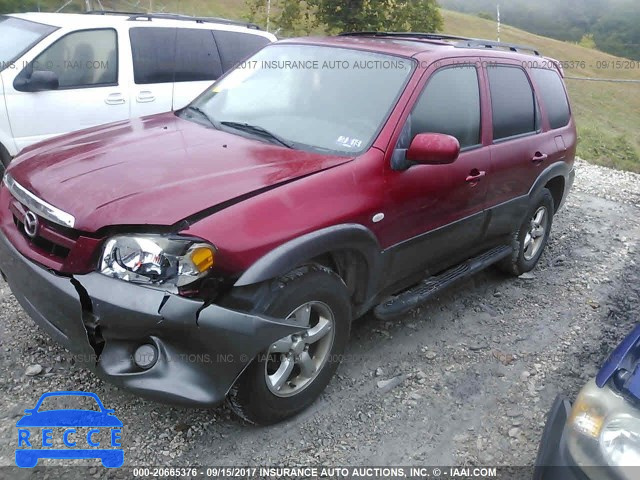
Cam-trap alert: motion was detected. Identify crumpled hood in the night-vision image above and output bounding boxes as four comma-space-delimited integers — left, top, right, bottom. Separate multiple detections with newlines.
8, 113, 353, 233
597, 324, 640, 400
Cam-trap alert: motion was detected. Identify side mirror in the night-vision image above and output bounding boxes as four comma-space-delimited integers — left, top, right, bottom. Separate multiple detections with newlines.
406, 133, 460, 165
14, 70, 59, 93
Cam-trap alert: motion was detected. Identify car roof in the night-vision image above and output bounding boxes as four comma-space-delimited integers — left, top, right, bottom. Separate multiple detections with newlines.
278, 34, 543, 63
7, 12, 276, 40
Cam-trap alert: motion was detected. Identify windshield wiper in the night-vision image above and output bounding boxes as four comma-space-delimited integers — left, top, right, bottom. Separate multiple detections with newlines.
183, 106, 219, 129
220, 121, 293, 149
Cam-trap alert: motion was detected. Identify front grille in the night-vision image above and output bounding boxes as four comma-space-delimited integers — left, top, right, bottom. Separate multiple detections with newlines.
13, 215, 71, 258
10, 200, 77, 261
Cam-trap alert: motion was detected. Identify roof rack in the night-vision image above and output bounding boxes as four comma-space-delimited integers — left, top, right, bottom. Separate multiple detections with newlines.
338, 31, 473, 42
84, 10, 261, 30
455, 39, 541, 56
338, 31, 541, 56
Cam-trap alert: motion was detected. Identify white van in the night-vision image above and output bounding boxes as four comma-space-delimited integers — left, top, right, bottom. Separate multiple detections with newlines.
0, 11, 276, 172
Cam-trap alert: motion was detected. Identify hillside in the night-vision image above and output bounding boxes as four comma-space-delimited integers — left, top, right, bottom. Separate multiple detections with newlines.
439, 0, 640, 61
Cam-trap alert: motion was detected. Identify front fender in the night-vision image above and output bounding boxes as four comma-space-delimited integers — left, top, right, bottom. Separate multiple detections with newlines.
234, 223, 383, 301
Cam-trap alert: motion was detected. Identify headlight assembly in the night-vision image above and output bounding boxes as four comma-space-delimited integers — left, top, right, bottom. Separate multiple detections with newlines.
567, 379, 640, 479
99, 234, 215, 292
600, 415, 640, 467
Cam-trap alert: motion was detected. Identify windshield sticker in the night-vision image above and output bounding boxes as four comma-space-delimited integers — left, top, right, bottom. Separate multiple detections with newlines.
336, 136, 363, 149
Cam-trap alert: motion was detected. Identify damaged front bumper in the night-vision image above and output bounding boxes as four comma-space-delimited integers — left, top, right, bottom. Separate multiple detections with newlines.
0, 229, 303, 407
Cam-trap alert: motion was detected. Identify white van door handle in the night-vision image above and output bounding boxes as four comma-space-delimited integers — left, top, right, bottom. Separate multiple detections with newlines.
137, 91, 156, 103
105, 93, 125, 105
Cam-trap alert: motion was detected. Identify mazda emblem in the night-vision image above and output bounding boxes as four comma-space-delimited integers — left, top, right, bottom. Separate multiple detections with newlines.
23, 211, 39, 239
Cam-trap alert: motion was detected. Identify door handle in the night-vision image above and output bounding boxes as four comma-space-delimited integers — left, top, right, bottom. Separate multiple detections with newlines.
105, 93, 125, 105
466, 170, 486, 183
137, 91, 156, 103
532, 152, 548, 164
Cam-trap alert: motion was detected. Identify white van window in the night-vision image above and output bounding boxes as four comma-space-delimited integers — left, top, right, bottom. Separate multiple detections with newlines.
32, 29, 118, 88
129, 27, 224, 85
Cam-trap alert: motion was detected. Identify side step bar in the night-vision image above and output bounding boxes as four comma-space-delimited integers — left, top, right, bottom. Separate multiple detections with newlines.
374, 245, 513, 321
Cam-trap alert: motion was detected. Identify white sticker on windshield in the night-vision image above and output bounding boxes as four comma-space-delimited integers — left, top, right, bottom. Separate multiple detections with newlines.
336, 136, 363, 149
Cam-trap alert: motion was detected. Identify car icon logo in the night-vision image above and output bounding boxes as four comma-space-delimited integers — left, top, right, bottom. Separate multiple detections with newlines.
23, 211, 39, 239
15, 391, 123, 468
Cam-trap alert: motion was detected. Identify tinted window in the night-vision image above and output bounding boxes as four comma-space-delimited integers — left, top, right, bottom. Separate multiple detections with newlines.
175, 29, 222, 82
130, 27, 223, 84
130, 28, 176, 84
410, 66, 481, 148
33, 29, 117, 88
213, 30, 270, 70
487, 66, 537, 140
531, 68, 571, 129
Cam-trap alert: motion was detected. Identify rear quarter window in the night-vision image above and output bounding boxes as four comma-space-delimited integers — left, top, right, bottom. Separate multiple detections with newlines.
531, 68, 571, 129
213, 30, 271, 70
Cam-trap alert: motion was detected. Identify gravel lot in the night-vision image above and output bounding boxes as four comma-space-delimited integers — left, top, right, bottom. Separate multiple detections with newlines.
0, 159, 639, 475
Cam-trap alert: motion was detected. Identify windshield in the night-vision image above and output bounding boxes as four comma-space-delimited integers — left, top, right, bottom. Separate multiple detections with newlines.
187, 44, 415, 154
0, 16, 57, 71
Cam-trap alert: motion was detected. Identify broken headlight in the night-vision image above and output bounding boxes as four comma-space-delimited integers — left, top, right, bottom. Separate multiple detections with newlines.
99, 235, 215, 292
567, 379, 640, 479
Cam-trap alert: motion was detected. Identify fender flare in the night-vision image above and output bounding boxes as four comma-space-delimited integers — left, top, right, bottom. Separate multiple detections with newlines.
528, 161, 571, 203
234, 223, 384, 301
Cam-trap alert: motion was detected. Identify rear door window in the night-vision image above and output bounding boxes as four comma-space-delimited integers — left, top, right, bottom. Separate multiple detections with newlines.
531, 68, 571, 129
487, 65, 537, 141
213, 30, 271, 70
409, 65, 481, 149
130, 27, 176, 84
175, 28, 222, 82
130, 27, 223, 84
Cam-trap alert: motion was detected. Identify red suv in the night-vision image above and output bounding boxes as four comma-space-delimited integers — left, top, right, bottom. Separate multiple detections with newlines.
0, 32, 575, 425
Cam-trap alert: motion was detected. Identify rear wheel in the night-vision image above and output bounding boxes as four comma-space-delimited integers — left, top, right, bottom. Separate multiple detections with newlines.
499, 188, 554, 276
227, 266, 351, 425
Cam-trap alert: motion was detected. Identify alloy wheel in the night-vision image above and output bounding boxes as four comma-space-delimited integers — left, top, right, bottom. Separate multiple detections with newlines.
265, 301, 335, 397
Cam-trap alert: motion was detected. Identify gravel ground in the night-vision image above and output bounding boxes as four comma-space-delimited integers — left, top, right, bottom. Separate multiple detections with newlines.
0, 158, 639, 475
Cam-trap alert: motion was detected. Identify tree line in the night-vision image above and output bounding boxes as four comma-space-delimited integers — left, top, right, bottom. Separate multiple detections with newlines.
440, 0, 639, 60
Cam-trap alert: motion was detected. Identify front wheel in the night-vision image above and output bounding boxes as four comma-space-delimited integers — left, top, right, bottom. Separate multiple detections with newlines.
499, 188, 554, 276
227, 266, 351, 425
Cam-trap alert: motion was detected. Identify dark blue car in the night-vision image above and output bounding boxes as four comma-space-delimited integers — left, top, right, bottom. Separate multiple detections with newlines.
535, 325, 640, 480
15, 391, 123, 468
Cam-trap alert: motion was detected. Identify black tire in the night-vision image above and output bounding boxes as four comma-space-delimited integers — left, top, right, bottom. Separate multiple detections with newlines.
227, 266, 351, 425
498, 188, 555, 276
